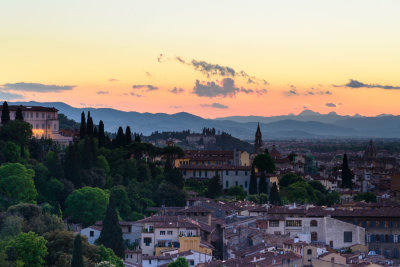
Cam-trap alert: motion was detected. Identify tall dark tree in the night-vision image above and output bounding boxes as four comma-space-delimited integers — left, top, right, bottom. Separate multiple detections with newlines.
15, 106, 24, 121
79, 112, 86, 139
269, 182, 280, 205
125, 126, 132, 144
71, 234, 84, 267
86, 112, 93, 136
249, 165, 258, 195
134, 133, 141, 143
82, 136, 97, 169
98, 120, 105, 147
258, 172, 268, 194
115, 127, 125, 147
64, 143, 82, 188
165, 168, 184, 189
207, 174, 222, 198
341, 154, 353, 189
98, 195, 125, 258
1, 101, 10, 124
93, 126, 98, 138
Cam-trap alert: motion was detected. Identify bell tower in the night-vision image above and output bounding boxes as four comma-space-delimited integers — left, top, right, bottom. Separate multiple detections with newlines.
254, 123, 262, 154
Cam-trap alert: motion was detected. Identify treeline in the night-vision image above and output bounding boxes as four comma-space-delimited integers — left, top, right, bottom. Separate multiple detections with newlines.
0, 101, 186, 266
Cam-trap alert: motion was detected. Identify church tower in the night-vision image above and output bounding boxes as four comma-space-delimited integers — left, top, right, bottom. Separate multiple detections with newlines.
363, 139, 377, 161
254, 123, 263, 154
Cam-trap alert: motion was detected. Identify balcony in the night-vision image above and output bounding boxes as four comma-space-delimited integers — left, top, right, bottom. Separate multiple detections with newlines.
142, 228, 154, 233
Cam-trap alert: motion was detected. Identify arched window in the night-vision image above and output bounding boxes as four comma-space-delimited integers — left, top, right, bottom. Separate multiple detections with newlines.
310, 220, 318, 227
311, 232, 318, 242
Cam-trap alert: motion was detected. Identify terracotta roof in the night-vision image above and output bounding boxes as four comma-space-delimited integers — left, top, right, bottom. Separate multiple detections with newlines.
0, 105, 58, 112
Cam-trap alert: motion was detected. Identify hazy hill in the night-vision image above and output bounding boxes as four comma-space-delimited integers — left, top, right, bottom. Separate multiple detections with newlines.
8, 101, 400, 140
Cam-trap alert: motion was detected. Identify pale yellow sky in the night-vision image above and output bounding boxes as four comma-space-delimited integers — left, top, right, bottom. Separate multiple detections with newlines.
1, 0, 399, 117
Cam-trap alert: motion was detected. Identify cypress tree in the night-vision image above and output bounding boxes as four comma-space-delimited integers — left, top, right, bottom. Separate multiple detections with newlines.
93, 126, 98, 138
86, 112, 93, 136
15, 106, 23, 120
71, 234, 84, 267
258, 172, 268, 194
207, 174, 222, 198
341, 154, 353, 189
249, 165, 258, 195
80, 112, 86, 139
115, 127, 125, 147
269, 182, 281, 205
1, 101, 10, 124
134, 133, 141, 143
98, 195, 125, 258
125, 126, 132, 144
98, 120, 105, 147
65, 143, 82, 187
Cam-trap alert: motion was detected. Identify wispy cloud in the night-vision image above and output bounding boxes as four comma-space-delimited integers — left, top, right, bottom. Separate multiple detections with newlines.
0, 90, 25, 100
170, 105, 182, 109
130, 92, 143, 97
1, 82, 76, 92
325, 102, 336, 107
193, 78, 239, 98
285, 85, 298, 96
334, 79, 400, 90
132, 84, 158, 91
158, 54, 268, 85
169, 87, 184, 94
108, 78, 119, 82
305, 88, 332, 95
200, 102, 229, 109
97, 91, 109, 95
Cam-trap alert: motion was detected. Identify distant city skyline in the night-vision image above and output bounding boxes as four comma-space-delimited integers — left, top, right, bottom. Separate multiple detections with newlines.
1, 0, 400, 118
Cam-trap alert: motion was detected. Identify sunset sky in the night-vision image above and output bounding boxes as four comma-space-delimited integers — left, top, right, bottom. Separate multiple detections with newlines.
1, 0, 400, 118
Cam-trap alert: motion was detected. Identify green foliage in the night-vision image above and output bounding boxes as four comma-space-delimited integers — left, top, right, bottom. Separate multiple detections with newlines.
110, 186, 131, 220
0, 163, 37, 206
165, 168, 184, 189
45, 150, 64, 180
71, 234, 84, 267
279, 174, 304, 188
98, 196, 125, 258
2, 141, 21, 162
80, 112, 86, 139
253, 153, 275, 173
206, 175, 222, 198
65, 187, 109, 227
58, 113, 80, 130
155, 182, 186, 207
1, 101, 10, 124
354, 192, 377, 203
269, 182, 281, 205
15, 107, 23, 121
168, 257, 189, 267
6, 231, 48, 267
226, 186, 246, 200
98, 245, 124, 267
308, 180, 327, 194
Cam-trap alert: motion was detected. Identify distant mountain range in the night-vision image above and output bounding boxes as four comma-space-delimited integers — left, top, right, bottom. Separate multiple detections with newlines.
8, 101, 400, 140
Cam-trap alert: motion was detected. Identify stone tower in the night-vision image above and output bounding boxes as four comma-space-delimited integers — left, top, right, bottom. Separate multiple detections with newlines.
363, 139, 377, 161
254, 123, 263, 154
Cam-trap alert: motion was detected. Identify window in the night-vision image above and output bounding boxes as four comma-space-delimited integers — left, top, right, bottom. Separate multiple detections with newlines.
199, 171, 202, 177
167, 231, 173, 235
189, 260, 195, 266
235, 170, 238, 176
36, 123, 39, 129
245, 171, 248, 176
235, 181, 238, 186
310, 220, 318, 227
90, 231, 94, 237
311, 232, 318, 242
160, 231, 165, 235
183, 170, 186, 175
269, 220, 279, 227
307, 249, 312, 255
245, 181, 248, 188
286, 220, 302, 227
205, 171, 208, 177
370, 221, 376, 228
42, 113, 45, 118
193, 170, 196, 177
226, 170, 229, 175
226, 181, 229, 188
344, 231, 352, 243
36, 112, 39, 118
149, 260, 152, 264
144, 237, 152, 246
54, 123, 57, 130
42, 123, 45, 129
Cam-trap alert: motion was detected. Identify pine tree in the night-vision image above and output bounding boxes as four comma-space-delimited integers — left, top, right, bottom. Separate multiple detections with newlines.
258, 172, 268, 194
15, 106, 23, 121
125, 126, 132, 144
207, 174, 222, 198
249, 165, 258, 195
341, 154, 353, 189
86, 112, 93, 136
115, 127, 125, 147
98, 120, 105, 147
1, 101, 10, 124
71, 234, 84, 267
269, 182, 281, 205
80, 112, 86, 139
98, 195, 125, 258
